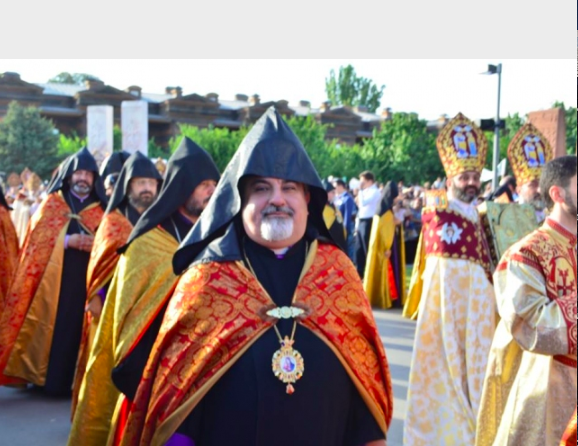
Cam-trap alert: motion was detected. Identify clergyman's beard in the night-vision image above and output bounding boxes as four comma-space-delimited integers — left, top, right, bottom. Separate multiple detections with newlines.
563, 192, 577, 223
452, 184, 480, 204
525, 195, 545, 212
183, 196, 209, 218
72, 181, 91, 196
129, 192, 155, 211
260, 205, 295, 242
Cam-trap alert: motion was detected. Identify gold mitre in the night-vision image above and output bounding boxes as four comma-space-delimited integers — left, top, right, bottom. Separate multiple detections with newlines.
507, 122, 553, 186
436, 113, 487, 178
26, 172, 42, 192
20, 167, 33, 184
424, 189, 448, 208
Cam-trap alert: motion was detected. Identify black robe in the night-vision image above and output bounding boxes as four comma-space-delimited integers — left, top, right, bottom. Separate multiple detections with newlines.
44, 191, 98, 396
175, 232, 384, 446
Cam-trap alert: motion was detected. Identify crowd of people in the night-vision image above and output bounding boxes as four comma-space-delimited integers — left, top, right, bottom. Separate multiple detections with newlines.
0, 107, 575, 446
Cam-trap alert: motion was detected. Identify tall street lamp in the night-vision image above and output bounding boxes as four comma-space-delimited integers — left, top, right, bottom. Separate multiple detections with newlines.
482, 63, 503, 191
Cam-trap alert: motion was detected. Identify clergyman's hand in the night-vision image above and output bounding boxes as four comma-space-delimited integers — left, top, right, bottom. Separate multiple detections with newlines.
82, 235, 95, 252
67, 234, 82, 250
68, 234, 94, 252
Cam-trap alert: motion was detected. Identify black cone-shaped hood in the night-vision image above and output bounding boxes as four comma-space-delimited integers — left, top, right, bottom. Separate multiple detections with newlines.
46, 147, 108, 206
100, 151, 131, 179
173, 106, 332, 275
378, 181, 399, 216
105, 152, 162, 214
0, 184, 10, 210
121, 137, 220, 251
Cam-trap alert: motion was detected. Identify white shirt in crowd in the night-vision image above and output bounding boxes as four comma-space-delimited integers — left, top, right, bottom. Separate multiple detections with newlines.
357, 183, 381, 219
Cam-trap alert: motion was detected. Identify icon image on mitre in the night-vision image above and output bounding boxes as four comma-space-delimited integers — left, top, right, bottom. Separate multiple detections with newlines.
436, 113, 487, 178
507, 123, 553, 186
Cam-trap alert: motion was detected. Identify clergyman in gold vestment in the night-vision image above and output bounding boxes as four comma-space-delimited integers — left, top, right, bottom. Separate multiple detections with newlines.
404, 113, 497, 445
476, 155, 577, 446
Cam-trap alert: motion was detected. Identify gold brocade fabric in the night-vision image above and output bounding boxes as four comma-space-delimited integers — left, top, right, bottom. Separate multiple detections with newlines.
475, 219, 577, 446
323, 204, 347, 238
86, 210, 134, 304
507, 122, 553, 186
0, 192, 103, 386
68, 227, 179, 446
402, 200, 492, 321
118, 242, 393, 446
364, 211, 406, 309
436, 113, 488, 178
404, 202, 497, 446
403, 231, 424, 320
478, 201, 540, 267
0, 206, 19, 316
71, 210, 133, 417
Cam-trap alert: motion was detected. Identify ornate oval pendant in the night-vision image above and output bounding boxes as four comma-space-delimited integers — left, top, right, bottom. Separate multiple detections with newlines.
272, 336, 305, 394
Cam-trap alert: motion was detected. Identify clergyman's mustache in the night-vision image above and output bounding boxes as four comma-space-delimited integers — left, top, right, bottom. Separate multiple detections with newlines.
262, 205, 295, 218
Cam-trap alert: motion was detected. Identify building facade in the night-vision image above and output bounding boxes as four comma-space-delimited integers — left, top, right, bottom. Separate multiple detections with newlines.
0, 71, 449, 149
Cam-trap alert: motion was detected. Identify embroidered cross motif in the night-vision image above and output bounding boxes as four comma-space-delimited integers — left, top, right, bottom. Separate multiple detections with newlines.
557, 269, 574, 297
437, 222, 463, 245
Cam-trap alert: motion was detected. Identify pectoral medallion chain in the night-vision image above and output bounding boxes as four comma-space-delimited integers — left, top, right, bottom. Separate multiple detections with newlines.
270, 310, 305, 395
242, 242, 307, 395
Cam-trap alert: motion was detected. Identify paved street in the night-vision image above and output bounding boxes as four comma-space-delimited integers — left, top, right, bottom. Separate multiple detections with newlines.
0, 308, 415, 446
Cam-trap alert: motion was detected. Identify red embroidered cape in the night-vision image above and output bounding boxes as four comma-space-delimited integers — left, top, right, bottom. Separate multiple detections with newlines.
118, 242, 393, 446
0, 192, 103, 385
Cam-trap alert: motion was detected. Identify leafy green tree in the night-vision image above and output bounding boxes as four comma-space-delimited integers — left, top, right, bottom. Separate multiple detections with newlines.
0, 101, 60, 179
361, 112, 442, 184
283, 115, 341, 178
57, 126, 126, 160
483, 113, 525, 173
325, 65, 385, 113
148, 138, 169, 159
48, 72, 100, 85
172, 125, 249, 172
57, 131, 86, 158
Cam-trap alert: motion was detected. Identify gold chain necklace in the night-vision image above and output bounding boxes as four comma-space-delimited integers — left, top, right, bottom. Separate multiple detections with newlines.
243, 240, 307, 395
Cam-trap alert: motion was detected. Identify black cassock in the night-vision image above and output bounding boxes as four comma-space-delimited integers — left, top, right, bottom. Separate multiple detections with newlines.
173, 235, 384, 446
44, 192, 98, 396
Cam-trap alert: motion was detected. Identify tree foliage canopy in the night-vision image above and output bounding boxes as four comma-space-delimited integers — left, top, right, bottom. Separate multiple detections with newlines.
0, 101, 60, 179
325, 65, 385, 113
48, 72, 101, 85
2, 93, 573, 187
360, 113, 443, 184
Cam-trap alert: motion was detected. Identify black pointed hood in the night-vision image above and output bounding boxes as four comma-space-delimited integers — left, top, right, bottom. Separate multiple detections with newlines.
121, 137, 220, 251
105, 152, 162, 214
378, 181, 399, 216
0, 184, 10, 210
46, 147, 108, 207
100, 151, 131, 179
322, 179, 335, 194
173, 106, 332, 275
